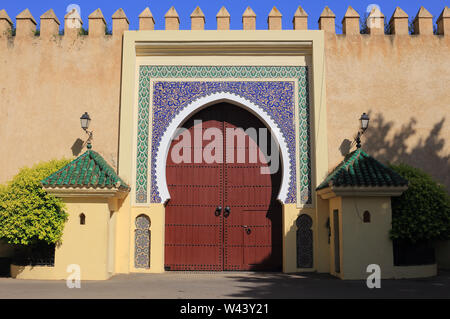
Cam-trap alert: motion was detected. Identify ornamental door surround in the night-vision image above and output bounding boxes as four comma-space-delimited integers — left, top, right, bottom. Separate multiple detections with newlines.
118, 31, 328, 274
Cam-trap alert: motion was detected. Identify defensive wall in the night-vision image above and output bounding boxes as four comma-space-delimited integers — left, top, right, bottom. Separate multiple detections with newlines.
0, 5, 449, 192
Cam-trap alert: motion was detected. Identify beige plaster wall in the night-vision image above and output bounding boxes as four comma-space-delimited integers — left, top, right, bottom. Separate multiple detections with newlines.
328, 196, 342, 278
11, 197, 112, 280
315, 196, 331, 273
325, 34, 450, 191
393, 264, 437, 279
340, 196, 395, 280
283, 199, 330, 274
113, 196, 165, 275
283, 205, 314, 273
56, 198, 112, 280
127, 204, 165, 274
114, 195, 131, 274
0, 34, 122, 184
1, 27, 448, 278
1, 31, 448, 193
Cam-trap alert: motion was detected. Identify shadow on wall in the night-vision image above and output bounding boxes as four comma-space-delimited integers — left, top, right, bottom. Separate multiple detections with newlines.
339, 112, 449, 192
71, 138, 84, 156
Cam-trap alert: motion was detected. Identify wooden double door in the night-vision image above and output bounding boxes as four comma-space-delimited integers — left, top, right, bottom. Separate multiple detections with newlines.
165, 103, 282, 271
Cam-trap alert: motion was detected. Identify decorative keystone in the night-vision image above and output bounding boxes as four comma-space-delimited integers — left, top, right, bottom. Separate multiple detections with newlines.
0, 9, 13, 37
112, 8, 129, 36
342, 6, 360, 35
437, 6, 450, 35
165, 6, 180, 30
16, 9, 36, 37
318, 6, 336, 33
216, 6, 230, 30
293, 6, 308, 30
64, 8, 82, 37
389, 7, 409, 35
268, 6, 282, 30
40, 9, 60, 38
242, 7, 256, 30
367, 6, 385, 35
413, 6, 433, 35
139, 7, 155, 30
88, 8, 106, 37
191, 6, 205, 30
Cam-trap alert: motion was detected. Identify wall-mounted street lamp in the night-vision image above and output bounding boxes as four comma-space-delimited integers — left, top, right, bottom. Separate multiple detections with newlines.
80, 112, 93, 149
355, 113, 370, 149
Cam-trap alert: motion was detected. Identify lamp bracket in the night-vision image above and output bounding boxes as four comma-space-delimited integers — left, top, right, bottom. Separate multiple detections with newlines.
83, 129, 93, 149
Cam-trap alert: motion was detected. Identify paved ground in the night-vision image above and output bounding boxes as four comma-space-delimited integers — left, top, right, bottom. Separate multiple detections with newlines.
0, 271, 449, 299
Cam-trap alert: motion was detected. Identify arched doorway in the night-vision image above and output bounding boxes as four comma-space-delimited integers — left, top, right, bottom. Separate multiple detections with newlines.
164, 103, 282, 271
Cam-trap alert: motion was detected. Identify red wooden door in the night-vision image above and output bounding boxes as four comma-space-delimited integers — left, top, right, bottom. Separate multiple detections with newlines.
222, 107, 282, 271
165, 109, 224, 271
165, 103, 282, 271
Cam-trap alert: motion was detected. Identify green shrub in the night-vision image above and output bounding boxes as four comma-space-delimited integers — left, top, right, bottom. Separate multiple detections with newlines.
389, 163, 450, 243
0, 159, 71, 246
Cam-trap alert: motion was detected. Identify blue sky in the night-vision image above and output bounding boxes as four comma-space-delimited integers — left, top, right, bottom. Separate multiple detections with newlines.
2, 0, 449, 32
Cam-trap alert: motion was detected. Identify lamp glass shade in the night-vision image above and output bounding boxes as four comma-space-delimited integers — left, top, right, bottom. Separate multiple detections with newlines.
360, 113, 369, 130
80, 112, 91, 130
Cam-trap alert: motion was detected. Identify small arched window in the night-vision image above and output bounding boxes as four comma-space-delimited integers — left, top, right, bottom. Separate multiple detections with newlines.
363, 211, 371, 223
80, 213, 86, 225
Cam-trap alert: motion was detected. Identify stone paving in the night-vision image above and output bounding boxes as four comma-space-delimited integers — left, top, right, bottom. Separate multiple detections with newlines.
0, 271, 449, 299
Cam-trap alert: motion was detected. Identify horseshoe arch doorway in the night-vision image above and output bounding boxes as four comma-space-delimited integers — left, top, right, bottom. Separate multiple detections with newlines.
164, 102, 283, 271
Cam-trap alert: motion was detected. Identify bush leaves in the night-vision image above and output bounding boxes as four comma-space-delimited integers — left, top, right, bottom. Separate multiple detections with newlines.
0, 159, 70, 245
390, 163, 450, 243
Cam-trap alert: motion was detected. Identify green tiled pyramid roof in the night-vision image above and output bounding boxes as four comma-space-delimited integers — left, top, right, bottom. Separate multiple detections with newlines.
41, 150, 130, 190
317, 149, 408, 190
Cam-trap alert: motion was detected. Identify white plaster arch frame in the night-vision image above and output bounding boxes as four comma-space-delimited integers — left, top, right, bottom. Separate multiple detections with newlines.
154, 92, 292, 204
